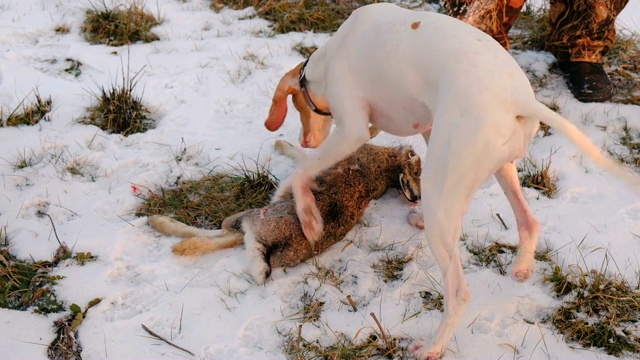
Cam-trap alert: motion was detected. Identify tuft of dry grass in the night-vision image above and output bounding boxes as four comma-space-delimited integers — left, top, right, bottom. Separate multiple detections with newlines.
48, 299, 102, 360
467, 241, 518, 276
54, 24, 71, 34
82, 0, 160, 46
608, 121, 640, 169
467, 240, 555, 276
420, 290, 444, 312
80, 66, 153, 136
3, 90, 52, 127
606, 32, 640, 105
538, 121, 552, 136
211, 0, 381, 33
509, 4, 549, 52
517, 152, 558, 198
371, 253, 412, 283
136, 160, 278, 229
282, 312, 405, 359
293, 43, 318, 58
543, 265, 640, 356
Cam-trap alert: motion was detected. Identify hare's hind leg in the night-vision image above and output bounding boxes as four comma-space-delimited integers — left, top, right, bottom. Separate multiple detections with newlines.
149, 215, 224, 238
171, 233, 244, 256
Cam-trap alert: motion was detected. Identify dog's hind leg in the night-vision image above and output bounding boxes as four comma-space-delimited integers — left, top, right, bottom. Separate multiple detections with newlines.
494, 162, 540, 281
410, 125, 509, 360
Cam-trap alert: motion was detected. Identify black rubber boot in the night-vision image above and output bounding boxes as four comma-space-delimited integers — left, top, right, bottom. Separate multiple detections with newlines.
557, 61, 613, 103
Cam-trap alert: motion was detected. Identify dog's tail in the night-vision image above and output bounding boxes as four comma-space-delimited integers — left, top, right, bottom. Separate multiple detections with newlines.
527, 101, 640, 189
171, 234, 244, 256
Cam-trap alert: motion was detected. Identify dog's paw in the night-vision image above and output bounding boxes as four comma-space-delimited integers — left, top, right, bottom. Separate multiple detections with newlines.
512, 253, 535, 281
407, 205, 424, 229
409, 341, 444, 360
292, 171, 323, 244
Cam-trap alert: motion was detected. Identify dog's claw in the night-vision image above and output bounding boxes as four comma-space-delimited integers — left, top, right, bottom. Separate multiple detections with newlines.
409, 341, 443, 360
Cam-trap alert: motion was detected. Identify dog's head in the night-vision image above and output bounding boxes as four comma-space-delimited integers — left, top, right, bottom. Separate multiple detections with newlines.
264, 62, 332, 148
398, 147, 422, 203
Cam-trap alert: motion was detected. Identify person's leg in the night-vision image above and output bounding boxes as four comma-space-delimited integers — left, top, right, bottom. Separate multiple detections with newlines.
441, 0, 527, 49
547, 0, 629, 102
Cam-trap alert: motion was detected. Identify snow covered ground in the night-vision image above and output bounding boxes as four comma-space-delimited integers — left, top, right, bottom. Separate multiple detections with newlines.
0, 1, 639, 359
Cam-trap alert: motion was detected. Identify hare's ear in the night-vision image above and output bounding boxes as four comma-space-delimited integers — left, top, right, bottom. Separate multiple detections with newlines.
264, 62, 303, 131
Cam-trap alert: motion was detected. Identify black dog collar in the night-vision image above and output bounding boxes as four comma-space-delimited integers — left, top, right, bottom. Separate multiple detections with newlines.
299, 59, 332, 117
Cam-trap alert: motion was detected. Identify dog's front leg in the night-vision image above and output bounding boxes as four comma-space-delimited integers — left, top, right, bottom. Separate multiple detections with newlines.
291, 101, 372, 244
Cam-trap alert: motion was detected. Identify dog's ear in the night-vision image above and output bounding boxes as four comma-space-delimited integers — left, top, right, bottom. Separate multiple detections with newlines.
264, 62, 303, 132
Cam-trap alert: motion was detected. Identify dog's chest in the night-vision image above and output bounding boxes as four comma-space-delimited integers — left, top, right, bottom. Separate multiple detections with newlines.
369, 97, 433, 136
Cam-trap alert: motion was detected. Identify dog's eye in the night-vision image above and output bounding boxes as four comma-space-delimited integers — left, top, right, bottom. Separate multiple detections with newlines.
407, 150, 416, 158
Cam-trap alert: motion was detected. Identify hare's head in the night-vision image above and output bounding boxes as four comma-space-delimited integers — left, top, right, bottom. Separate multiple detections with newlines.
398, 147, 421, 203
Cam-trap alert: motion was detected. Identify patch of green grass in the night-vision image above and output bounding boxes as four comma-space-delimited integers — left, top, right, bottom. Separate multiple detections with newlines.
211, 0, 381, 33
82, 0, 160, 46
517, 152, 558, 198
81, 67, 154, 136
371, 253, 412, 283
3, 90, 52, 127
0, 243, 66, 314
0, 223, 96, 315
136, 160, 278, 229
64, 58, 83, 78
543, 265, 640, 356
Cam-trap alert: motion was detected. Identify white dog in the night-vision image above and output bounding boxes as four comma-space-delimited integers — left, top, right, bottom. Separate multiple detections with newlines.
263, 3, 638, 359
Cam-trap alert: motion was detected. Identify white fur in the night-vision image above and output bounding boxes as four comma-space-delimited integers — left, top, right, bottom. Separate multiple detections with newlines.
242, 222, 270, 284
275, 4, 639, 359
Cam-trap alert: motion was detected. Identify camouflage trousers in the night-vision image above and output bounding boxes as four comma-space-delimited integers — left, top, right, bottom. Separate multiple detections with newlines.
441, 0, 629, 63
